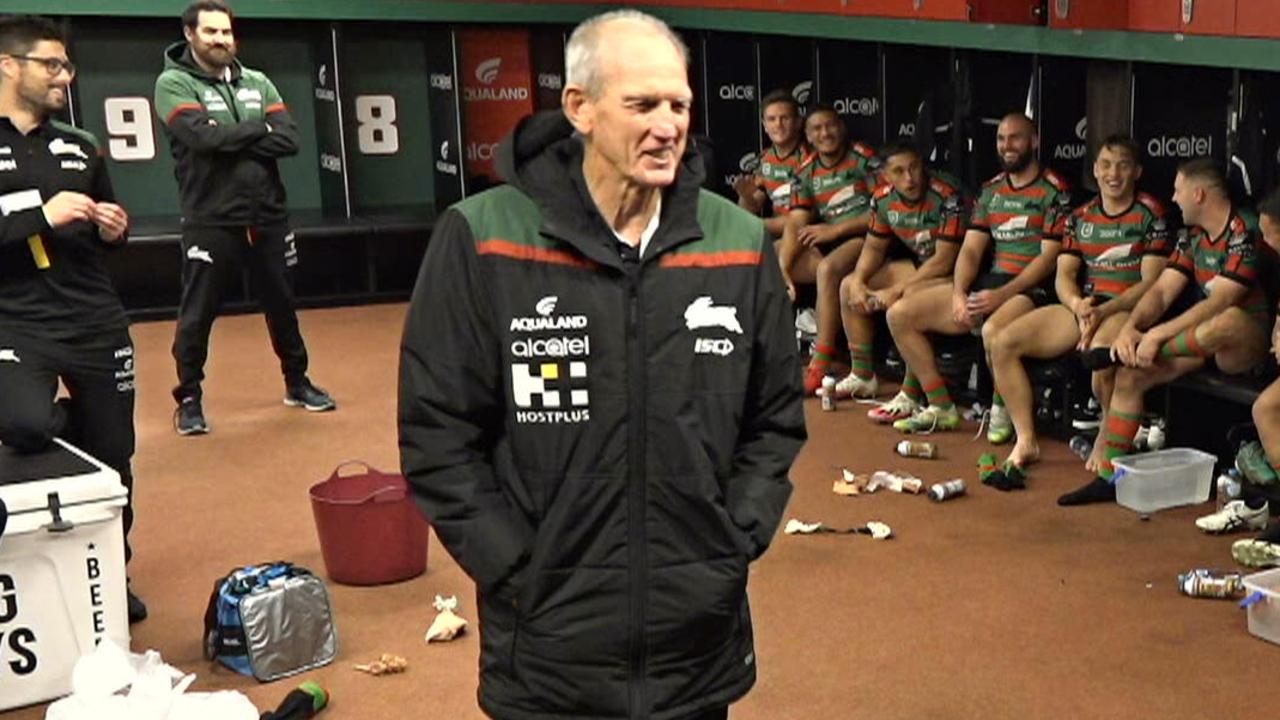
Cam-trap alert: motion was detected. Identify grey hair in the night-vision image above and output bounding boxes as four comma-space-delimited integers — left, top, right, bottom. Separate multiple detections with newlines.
565, 10, 688, 98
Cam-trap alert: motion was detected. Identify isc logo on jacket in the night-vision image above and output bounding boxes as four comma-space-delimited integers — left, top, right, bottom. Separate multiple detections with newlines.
509, 296, 591, 424
686, 296, 741, 357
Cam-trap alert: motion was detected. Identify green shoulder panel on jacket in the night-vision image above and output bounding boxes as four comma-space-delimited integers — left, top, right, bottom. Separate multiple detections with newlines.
672, 189, 766, 254
49, 120, 100, 151
453, 185, 548, 249
154, 69, 197, 119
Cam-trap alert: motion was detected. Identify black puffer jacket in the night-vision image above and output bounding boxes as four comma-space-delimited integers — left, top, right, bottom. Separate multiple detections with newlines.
399, 111, 805, 719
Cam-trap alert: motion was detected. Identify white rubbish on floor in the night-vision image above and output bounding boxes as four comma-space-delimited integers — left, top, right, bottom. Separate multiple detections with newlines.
44, 639, 258, 720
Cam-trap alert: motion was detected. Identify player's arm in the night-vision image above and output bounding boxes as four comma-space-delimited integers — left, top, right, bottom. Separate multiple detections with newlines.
991, 238, 1061, 299
248, 77, 300, 158
1097, 254, 1169, 318
154, 73, 269, 153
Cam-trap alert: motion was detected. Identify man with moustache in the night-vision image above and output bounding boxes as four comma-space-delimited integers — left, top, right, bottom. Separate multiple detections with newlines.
155, 0, 334, 436
885, 113, 1071, 437
0, 16, 146, 621
399, 9, 804, 719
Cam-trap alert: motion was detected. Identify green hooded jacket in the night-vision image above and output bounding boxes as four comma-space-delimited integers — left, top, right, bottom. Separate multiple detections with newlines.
154, 42, 299, 227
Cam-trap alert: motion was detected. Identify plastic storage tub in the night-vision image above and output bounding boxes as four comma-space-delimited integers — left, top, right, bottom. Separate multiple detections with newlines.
1111, 448, 1215, 513
0, 439, 130, 711
1243, 567, 1280, 646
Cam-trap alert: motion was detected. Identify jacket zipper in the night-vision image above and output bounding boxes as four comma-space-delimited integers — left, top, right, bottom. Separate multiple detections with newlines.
624, 256, 647, 719
211, 75, 259, 225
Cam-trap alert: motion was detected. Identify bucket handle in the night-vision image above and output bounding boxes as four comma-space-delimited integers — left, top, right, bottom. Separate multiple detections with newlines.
321, 460, 407, 504
331, 460, 378, 479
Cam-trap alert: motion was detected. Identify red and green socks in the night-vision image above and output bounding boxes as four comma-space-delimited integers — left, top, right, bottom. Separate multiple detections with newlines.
923, 377, 954, 410
849, 342, 874, 381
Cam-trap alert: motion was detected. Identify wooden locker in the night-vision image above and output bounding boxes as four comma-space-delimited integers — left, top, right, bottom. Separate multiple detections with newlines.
1181, 0, 1237, 35
971, 0, 1045, 24
1236, 0, 1280, 38
844, 0, 921, 18
910, 0, 974, 20
1047, 0, 1130, 29
1128, 0, 1181, 31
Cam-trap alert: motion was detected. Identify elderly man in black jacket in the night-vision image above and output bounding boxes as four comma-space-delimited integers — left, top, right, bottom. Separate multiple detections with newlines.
398, 9, 806, 720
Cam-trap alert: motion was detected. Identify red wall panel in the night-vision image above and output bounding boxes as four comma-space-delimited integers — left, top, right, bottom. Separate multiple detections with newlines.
458, 28, 535, 183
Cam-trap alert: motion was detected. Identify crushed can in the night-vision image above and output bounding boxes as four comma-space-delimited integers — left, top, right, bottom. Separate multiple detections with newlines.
1177, 568, 1244, 599
928, 479, 966, 502
897, 440, 937, 459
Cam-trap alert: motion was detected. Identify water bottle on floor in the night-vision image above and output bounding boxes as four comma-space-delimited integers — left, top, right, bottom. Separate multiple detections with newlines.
1217, 468, 1242, 511
1069, 434, 1093, 460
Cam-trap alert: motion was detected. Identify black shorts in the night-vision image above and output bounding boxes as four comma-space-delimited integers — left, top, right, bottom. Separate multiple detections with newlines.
972, 272, 1055, 308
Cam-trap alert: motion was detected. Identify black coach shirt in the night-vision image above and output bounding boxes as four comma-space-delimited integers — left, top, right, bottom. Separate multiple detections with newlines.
0, 116, 129, 340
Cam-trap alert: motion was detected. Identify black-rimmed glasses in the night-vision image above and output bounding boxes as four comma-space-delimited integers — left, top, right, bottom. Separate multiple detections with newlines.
8, 55, 76, 77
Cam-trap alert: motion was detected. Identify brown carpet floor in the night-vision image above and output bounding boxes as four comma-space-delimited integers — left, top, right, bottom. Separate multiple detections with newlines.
6, 303, 1277, 720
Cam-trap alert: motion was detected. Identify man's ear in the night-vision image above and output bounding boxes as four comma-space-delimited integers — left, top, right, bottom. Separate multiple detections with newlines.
562, 85, 593, 136
183, 25, 195, 43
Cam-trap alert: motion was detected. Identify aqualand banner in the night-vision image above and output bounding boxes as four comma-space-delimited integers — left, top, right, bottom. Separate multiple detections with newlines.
459, 28, 535, 185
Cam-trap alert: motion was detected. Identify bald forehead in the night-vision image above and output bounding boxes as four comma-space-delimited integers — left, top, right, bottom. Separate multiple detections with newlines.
999, 114, 1036, 135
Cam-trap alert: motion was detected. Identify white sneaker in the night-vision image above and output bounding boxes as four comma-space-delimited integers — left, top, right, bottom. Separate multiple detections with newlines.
835, 373, 878, 400
987, 403, 1013, 445
795, 308, 818, 336
1195, 500, 1270, 534
867, 391, 919, 424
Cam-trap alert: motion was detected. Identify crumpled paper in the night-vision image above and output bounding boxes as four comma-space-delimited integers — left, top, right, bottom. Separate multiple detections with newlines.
783, 518, 893, 540
45, 639, 258, 720
424, 594, 469, 643
832, 468, 923, 496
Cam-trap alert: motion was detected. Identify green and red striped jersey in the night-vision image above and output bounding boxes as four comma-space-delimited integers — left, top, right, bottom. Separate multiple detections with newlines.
791, 147, 874, 225
1168, 207, 1270, 323
867, 170, 967, 261
1061, 192, 1171, 299
758, 142, 810, 217
970, 168, 1072, 276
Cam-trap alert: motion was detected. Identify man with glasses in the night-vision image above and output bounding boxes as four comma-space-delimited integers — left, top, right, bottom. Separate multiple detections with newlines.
0, 15, 146, 622
154, 0, 334, 436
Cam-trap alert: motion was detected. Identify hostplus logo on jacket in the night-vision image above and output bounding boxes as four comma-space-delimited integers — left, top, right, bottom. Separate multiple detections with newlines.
509, 296, 591, 424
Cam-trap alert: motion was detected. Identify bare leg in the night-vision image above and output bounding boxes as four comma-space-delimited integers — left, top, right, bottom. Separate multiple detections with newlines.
987, 304, 1080, 468
838, 258, 915, 387
886, 282, 971, 401
1254, 377, 1280, 473
815, 238, 864, 357
1085, 312, 1129, 472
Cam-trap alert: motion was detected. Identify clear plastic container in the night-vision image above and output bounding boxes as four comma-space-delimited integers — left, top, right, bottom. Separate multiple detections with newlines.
1242, 567, 1280, 646
1111, 448, 1215, 513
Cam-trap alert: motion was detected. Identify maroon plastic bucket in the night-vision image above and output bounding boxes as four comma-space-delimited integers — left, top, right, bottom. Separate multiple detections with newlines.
309, 461, 430, 585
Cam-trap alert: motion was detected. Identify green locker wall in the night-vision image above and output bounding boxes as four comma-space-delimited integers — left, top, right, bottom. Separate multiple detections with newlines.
341, 25, 436, 215
70, 18, 326, 220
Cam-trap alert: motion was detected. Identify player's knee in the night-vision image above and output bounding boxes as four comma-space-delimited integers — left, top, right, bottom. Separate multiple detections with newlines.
0, 405, 55, 453
1254, 386, 1280, 425
886, 299, 911, 331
